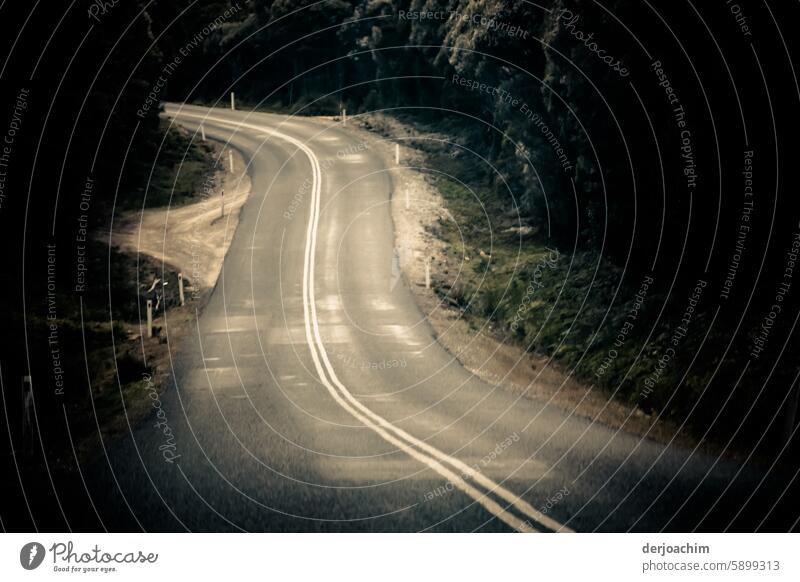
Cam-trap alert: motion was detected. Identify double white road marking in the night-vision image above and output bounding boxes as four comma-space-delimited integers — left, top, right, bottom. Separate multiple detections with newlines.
168, 108, 572, 533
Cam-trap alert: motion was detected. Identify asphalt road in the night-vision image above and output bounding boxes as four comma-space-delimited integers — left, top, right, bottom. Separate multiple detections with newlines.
75, 104, 795, 532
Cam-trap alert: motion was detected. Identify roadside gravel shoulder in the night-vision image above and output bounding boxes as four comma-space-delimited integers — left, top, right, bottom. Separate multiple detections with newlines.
344, 112, 698, 451
92, 140, 252, 452
111, 144, 251, 294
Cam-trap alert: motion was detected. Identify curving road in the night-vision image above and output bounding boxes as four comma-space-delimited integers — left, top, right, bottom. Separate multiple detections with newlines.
79, 104, 792, 532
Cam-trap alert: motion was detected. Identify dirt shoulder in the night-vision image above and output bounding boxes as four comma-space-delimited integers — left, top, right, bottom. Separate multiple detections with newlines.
84, 140, 252, 458
111, 144, 251, 292
344, 112, 701, 452
110, 138, 251, 379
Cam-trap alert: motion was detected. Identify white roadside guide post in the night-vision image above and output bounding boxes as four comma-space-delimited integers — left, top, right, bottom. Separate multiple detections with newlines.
342, 107, 347, 126
200, 125, 206, 142
22, 375, 33, 429
230, 91, 235, 110
21, 375, 34, 454
146, 299, 153, 338
425, 259, 431, 289
228, 149, 234, 173
398, 144, 408, 209
178, 273, 185, 306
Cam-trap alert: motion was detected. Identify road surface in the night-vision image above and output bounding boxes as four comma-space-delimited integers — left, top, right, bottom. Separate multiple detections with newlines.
75, 104, 793, 532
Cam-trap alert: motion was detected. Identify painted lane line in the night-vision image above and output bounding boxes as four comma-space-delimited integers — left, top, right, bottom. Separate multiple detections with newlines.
295, 119, 535, 533
295, 126, 537, 532
291, 114, 573, 534
170, 109, 553, 531
168, 109, 570, 533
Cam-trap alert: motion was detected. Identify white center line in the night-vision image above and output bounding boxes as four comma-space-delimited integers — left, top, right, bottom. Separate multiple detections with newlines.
168, 107, 572, 533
